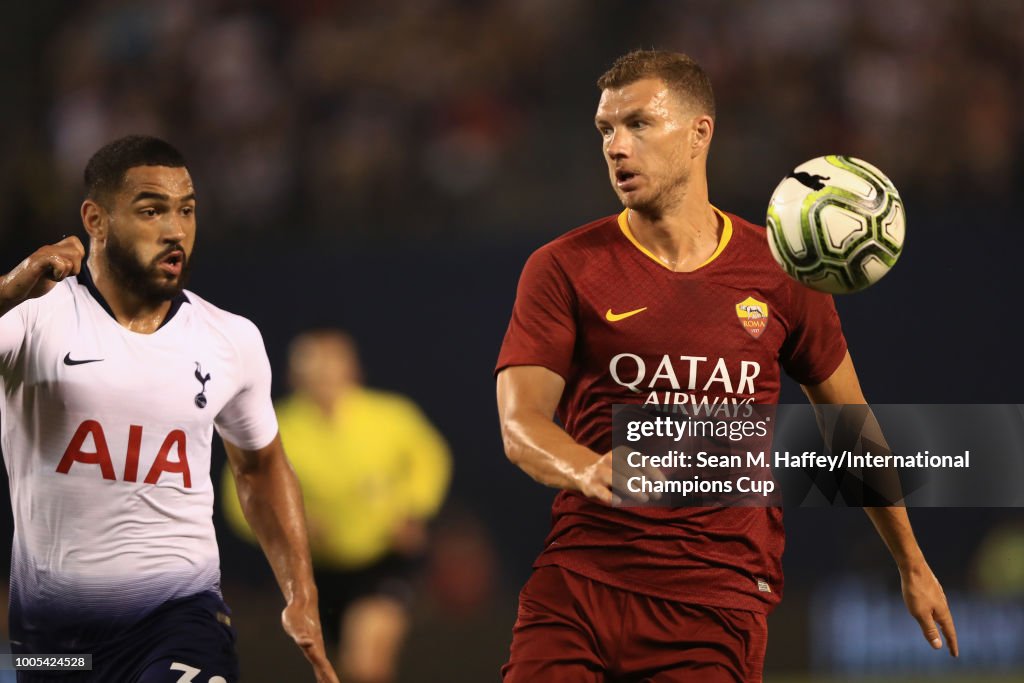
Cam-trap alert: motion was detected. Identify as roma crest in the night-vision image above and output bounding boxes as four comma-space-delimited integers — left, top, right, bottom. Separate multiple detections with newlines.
736, 296, 769, 339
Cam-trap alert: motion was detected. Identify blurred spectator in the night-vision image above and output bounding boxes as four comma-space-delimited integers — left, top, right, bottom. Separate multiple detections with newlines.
971, 518, 1024, 598
222, 330, 451, 683
0, 0, 1015, 257
397, 510, 512, 683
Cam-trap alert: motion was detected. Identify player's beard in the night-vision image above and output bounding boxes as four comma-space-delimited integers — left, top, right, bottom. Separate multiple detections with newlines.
619, 168, 689, 220
619, 184, 671, 220
106, 229, 193, 304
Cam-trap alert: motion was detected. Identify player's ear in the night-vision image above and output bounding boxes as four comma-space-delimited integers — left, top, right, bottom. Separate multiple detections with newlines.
80, 199, 106, 240
691, 115, 714, 157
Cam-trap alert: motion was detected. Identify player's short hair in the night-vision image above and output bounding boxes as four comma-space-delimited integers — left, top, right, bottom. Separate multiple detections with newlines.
597, 49, 715, 119
84, 135, 188, 206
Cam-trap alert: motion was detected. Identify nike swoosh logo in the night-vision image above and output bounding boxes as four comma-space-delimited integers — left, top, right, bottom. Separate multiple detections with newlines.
63, 353, 104, 366
605, 307, 648, 322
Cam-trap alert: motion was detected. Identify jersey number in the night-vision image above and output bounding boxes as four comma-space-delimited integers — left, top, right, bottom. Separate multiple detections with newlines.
169, 662, 227, 683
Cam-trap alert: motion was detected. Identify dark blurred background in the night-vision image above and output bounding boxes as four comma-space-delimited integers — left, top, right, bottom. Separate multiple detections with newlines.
0, 1, 1022, 681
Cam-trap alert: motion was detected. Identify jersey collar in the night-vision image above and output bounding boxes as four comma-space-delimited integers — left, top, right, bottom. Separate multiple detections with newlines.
78, 264, 190, 329
617, 206, 733, 272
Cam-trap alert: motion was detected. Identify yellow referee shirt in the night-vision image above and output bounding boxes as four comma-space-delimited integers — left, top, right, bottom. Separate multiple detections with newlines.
222, 388, 451, 570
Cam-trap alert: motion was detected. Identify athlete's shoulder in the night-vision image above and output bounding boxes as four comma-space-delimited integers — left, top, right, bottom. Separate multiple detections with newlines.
723, 210, 768, 242
31, 276, 78, 309
534, 213, 621, 259
719, 210, 783, 265
524, 214, 623, 280
9, 276, 79, 326
180, 289, 267, 355
182, 290, 259, 333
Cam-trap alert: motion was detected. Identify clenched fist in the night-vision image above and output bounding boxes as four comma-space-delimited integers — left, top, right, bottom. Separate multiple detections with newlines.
0, 236, 85, 316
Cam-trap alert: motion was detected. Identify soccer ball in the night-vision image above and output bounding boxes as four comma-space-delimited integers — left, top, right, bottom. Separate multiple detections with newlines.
766, 155, 905, 294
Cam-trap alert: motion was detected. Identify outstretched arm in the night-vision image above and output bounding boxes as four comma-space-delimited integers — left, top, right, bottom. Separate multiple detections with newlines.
801, 352, 958, 657
224, 434, 341, 682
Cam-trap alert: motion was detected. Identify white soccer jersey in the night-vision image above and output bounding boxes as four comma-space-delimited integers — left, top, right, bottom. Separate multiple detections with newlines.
0, 268, 278, 649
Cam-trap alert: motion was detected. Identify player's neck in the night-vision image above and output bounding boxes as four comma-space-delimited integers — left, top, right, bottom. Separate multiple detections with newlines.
627, 190, 721, 272
87, 256, 173, 334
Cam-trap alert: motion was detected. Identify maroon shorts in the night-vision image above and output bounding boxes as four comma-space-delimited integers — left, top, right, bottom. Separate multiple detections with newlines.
502, 565, 767, 683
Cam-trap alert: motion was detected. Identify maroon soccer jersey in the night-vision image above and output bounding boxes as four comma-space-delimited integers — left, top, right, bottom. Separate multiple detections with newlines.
496, 208, 847, 613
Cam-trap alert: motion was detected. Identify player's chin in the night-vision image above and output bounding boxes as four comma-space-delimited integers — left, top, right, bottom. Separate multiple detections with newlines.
619, 193, 654, 213
150, 272, 186, 297
614, 188, 638, 208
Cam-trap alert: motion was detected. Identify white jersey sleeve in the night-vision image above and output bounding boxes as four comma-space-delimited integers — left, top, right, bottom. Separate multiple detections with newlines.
0, 299, 33, 375
213, 316, 279, 450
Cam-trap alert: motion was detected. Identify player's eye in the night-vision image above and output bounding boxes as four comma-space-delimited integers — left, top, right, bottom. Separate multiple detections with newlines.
139, 208, 158, 217
181, 206, 195, 217
629, 120, 647, 130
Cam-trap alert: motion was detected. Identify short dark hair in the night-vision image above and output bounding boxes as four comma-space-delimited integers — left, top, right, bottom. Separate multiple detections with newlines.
84, 135, 187, 205
597, 49, 715, 119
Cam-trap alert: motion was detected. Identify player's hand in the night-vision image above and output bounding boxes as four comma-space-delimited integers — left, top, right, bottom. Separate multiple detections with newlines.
577, 449, 667, 506
900, 561, 958, 657
575, 452, 615, 503
0, 237, 85, 312
281, 598, 341, 682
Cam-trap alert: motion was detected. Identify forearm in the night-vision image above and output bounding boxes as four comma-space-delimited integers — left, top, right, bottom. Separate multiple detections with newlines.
234, 450, 317, 603
0, 238, 84, 318
804, 353, 957, 654
225, 439, 336, 678
502, 411, 599, 492
863, 506, 926, 571
0, 264, 31, 318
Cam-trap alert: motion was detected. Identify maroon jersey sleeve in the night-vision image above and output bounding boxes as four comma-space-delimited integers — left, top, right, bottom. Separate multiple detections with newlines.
779, 283, 847, 386
496, 247, 577, 379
